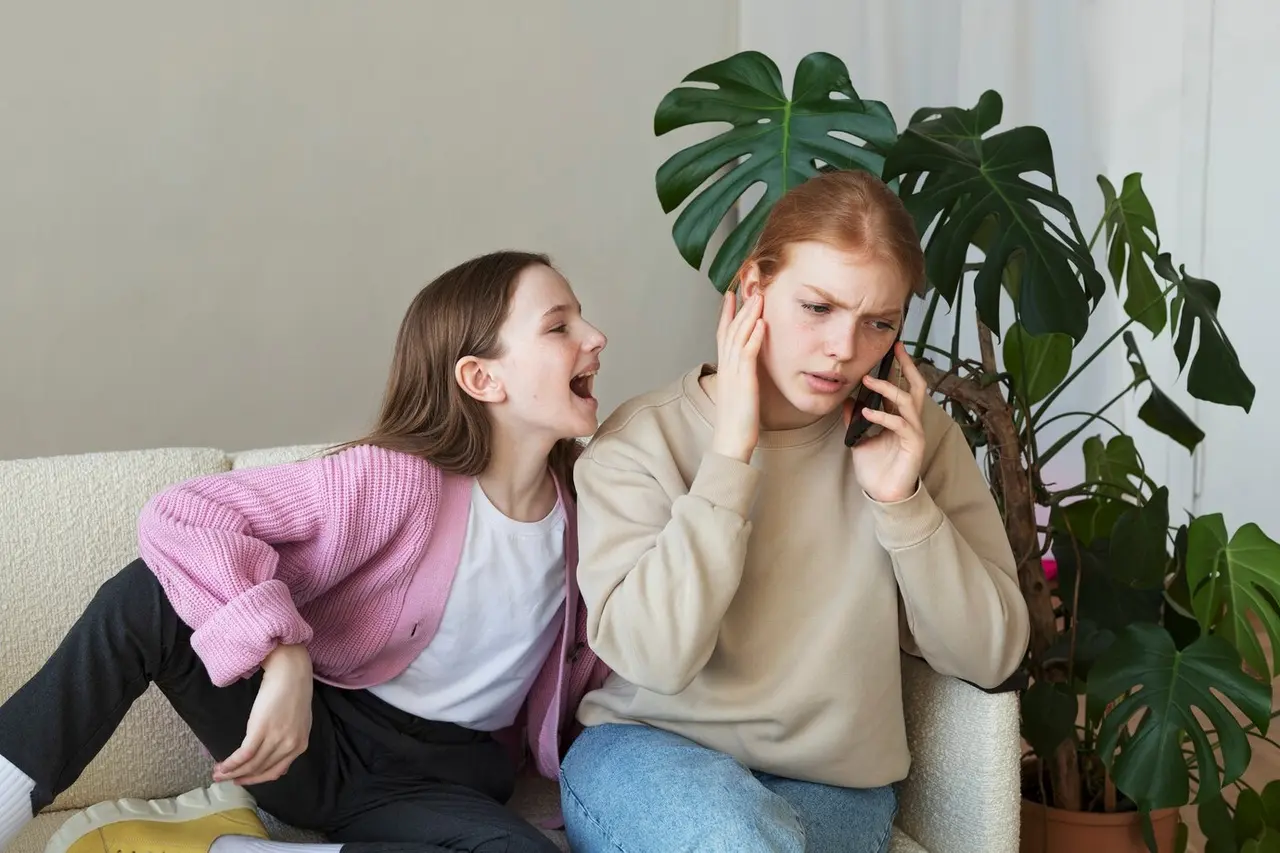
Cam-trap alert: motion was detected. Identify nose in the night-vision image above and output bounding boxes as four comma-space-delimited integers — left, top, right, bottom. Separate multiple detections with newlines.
584, 322, 607, 353
825, 322, 857, 362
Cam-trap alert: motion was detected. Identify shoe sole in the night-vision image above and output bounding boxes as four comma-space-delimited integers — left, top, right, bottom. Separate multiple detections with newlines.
44, 783, 259, 853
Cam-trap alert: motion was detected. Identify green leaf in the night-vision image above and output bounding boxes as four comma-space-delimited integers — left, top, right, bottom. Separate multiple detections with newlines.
1053, 532, 1163, 633
1090, 625, 1272, 810
884, 90, 1104, 341
1110, 487, 1171, 589
1175, 821, 1189, 853
1052, 497, 1127, 547
1003, 322, 1073, 405
1021, 680, 1078, 759
1187, 514, 1280, 679
1200, 792, 1238, 853
1124, 331, 1205, 452
653, 51, 898, 291
1099, 174, 1166, 334
1238, 789, 1268, 844
1154, 254, 1255, 411
1042, 618, 1116, 681
1243, 832, 1280, 853
1263, 780, 1280, 829
1083, 434, 1153, 497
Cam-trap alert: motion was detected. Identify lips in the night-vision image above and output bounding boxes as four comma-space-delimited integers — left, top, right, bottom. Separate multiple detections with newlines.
570, 366, 598, 400
803, 371, 848, 395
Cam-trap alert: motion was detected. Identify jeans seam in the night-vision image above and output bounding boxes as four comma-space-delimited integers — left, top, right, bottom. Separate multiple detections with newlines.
560, 773, 629, 853
875, 789, 900, 853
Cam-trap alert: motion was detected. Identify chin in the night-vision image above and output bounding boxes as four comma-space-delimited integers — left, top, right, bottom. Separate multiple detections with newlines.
782, 384, 847, 418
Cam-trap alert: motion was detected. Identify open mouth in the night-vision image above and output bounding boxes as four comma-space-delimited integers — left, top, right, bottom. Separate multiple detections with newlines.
570, 369, 596, 400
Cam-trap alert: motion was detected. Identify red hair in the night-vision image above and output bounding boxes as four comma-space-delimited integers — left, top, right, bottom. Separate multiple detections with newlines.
735, 170, 924, 295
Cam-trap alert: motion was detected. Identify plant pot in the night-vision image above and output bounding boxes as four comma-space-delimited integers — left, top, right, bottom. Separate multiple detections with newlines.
1020, 799, 1181, 853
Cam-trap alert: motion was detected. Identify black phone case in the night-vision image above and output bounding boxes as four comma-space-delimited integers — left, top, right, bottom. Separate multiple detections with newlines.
844, 303, 909, 448
843, 348, 897, 447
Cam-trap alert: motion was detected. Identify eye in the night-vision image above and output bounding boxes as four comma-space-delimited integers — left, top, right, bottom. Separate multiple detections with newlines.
870, 319, 897, 332
801, 302, 831, 315
548, 324, 568, 334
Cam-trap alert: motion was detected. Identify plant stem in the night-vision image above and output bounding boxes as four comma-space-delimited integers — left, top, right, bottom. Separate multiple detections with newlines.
1030, 282, 1176, 427
1036, 410, 1127, 435
1039, 381, 1139, 466
912, 290, 942, 361
1087, 209, 1111, 253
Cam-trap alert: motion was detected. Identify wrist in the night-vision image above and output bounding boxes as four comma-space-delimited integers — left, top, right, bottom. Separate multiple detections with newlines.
263, 643, 311, 673
711, 436, 755, 463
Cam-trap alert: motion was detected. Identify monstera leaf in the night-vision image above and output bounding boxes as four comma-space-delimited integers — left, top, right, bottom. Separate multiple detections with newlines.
1099, 174, 1165, 334
883, 90, 1105, 341
1155, 254, 1255, 411
1089, 624, 1272, 810
1003, 322, 1072, 406
1187, 513, 1280, 679
1124, 331, 1205, 452
653, 51, 898, 291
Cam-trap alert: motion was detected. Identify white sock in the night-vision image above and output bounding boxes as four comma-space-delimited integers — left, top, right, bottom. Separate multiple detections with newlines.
0, 753, 35, 853
210, 838, 342, 853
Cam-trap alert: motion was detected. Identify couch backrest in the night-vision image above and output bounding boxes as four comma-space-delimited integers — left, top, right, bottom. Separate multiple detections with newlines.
0, 443, 325, 811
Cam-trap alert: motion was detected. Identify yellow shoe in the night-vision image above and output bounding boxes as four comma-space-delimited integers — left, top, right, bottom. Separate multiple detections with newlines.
44, 783, 269, 853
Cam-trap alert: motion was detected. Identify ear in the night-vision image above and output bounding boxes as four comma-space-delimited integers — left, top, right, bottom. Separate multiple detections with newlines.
738, 263, 765, 301
454, 355, 506, 404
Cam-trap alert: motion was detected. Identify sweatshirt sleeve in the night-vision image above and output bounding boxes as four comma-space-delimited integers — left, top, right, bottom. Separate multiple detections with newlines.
867, 400, 1030, 689
137, 445, 421, 686
574, 432, 760, 695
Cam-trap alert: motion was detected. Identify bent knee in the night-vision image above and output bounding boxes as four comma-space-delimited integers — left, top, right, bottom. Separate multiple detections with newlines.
562, 772, 804, 853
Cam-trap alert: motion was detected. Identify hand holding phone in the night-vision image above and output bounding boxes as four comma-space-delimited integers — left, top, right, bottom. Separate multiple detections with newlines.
843, 337, 930, 505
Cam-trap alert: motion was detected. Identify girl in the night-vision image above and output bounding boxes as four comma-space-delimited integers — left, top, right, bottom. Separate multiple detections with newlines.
0, 250, 611, 853
561, 171, 1030, 852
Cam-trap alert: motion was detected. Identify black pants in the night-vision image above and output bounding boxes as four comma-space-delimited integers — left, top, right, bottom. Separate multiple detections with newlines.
0, 560, 559, 853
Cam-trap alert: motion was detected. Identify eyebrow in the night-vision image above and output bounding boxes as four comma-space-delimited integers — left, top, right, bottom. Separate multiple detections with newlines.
800, 284, 901, 317
541, 302, 580, 319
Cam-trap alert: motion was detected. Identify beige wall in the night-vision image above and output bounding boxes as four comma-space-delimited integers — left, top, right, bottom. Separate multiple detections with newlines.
0, 2, 734, 459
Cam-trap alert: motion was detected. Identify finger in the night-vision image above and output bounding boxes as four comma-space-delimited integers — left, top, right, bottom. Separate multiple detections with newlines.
859, 407, 913, 438
743, 318, 766, 359
861, 374, 913, 413
895, 342, 929, 405
730, 293, 762, 349
235, 748, 296, 787
213, 735, 262, 780
716, 290, 736, 350
218, 736, 278, 781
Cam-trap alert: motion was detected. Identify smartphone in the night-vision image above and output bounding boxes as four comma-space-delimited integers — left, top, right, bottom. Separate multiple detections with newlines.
844, 306, 909, 448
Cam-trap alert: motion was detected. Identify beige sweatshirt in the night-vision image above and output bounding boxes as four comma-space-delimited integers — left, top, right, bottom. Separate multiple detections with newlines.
572, 364, 1029, 788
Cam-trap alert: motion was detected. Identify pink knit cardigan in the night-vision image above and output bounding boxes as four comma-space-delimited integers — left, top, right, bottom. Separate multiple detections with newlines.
138, 443, 609, 779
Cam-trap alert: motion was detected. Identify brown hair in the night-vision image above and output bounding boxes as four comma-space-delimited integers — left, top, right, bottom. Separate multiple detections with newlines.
332, 250, 582, 495
734, 169, 925, 296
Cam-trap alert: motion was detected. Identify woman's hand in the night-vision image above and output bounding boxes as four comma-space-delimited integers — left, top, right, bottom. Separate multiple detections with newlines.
845, 341, 928, 503
213, 643, 313, 786
711, 289, 766, 463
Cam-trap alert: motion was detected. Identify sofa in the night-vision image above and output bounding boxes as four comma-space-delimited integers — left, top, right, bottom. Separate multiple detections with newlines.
0, 443, 1023, 853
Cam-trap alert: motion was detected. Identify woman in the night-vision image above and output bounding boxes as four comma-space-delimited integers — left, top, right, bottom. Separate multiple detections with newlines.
560, 170, 1030, 852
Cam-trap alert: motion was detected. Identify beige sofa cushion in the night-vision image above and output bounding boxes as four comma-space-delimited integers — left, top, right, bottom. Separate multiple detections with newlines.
0, 448, 230, 811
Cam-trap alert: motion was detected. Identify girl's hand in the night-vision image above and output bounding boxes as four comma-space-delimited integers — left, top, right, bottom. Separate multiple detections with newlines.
711, 289, 766, 463
213, 643, 313, 786
845, 341, 928, 503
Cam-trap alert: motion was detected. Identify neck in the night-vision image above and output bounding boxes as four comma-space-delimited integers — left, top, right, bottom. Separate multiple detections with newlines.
704, 366, 820, 431
478, 423, 559, 522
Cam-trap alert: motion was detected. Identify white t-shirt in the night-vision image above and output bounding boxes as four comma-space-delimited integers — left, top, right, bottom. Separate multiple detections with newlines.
367, 479, 567, 730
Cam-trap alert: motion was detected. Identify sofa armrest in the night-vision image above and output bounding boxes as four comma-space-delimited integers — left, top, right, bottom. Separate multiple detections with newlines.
896, 653, 1022, 853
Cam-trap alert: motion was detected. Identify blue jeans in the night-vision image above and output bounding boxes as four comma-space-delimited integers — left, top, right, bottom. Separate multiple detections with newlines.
559, 723, 898, 853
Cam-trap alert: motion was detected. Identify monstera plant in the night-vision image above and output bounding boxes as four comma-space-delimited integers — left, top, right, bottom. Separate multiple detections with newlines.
651, 50, 1280, 852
